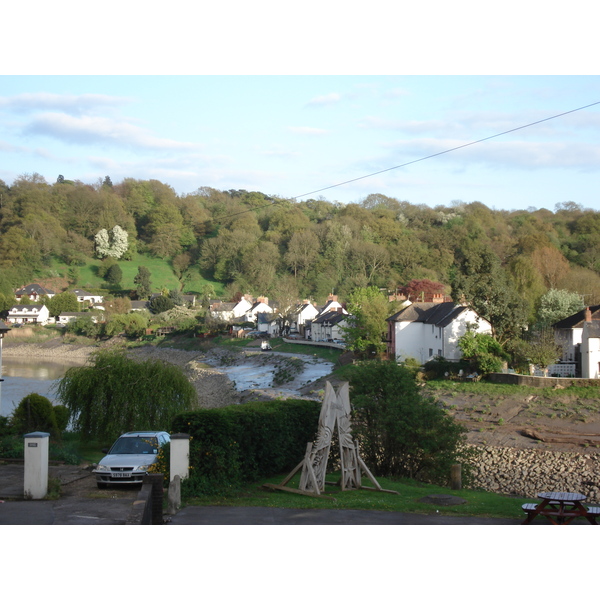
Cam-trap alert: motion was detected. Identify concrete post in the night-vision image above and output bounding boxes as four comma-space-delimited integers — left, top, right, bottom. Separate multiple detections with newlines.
24, 432, 50, 500
170, 433, 190, 482
450, 463, 462, 490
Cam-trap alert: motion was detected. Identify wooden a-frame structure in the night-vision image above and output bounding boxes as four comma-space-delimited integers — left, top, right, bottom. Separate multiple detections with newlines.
264, 381, 398, 497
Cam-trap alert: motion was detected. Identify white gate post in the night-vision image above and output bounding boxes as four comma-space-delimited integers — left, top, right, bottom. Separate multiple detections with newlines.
24, 432, 50, 499
170, 433, 190, 482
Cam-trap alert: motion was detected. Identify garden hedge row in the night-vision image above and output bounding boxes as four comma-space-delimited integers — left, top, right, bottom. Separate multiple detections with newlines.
171, 399, 321, 495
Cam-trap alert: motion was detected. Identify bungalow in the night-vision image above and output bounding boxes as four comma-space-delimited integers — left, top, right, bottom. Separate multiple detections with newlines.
57, 312, 101, 325
7, 304, 50, 326
386, 301, 493, 364
71, 289, 104, 306
14, 284, 56, 302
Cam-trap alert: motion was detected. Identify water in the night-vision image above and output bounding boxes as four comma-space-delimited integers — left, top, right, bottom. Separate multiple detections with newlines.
0, 357, 86, 418
0, 351, 333, 418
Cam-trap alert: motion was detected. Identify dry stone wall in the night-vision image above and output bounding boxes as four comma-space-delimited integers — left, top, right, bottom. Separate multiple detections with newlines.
467, 445, 600, 503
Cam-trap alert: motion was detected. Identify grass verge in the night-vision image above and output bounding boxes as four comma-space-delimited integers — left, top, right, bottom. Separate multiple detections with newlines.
182, 471, 527, 521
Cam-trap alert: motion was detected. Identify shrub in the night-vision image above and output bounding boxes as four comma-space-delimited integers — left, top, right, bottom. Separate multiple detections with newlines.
172, 399, 321, 495
348, 360, 476, 486
11, 393, 59, 436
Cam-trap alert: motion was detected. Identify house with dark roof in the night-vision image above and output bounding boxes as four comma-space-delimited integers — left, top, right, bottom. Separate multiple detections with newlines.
311, 308, 349, 342
14, 284, 56, 302
552, 305, 600, 377
581, 308, 600, 379
386, 301, 492, 364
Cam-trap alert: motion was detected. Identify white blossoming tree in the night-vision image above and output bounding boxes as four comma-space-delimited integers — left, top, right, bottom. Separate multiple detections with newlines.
95, 225, 129, 259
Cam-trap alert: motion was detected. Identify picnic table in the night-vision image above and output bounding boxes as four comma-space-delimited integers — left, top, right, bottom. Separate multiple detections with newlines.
522, 491, 600, 525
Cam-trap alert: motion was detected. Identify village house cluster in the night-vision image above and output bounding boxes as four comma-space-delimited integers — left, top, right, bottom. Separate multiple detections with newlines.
4, 283, 600, 378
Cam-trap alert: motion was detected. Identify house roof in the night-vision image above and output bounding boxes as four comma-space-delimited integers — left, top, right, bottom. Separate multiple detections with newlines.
313, 310, 348, 325
9, 304, 45, 311
15, 284, 55, 295
552, 305, 600, 329
387, 302, 469, 328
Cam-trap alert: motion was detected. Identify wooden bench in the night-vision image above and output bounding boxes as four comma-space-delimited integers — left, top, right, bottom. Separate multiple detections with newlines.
522, 502, 600, 524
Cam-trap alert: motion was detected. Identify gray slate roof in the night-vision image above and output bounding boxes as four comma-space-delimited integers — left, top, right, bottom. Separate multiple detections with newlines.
387, 302, 468, 328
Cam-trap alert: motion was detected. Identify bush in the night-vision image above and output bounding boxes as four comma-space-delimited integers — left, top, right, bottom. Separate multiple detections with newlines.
348, 360, 476, 486
11, 393, 59, 436
172, 399, 321, 495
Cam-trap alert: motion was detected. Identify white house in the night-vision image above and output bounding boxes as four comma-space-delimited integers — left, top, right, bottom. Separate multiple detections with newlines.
7, 304, 50, 325
552, 305, 600, 373
581, 308, 600, 378
71, 289, 104, 306
386, 301, 493, 364
289, 300, 320, 335
246, 297, 273, 322
209, 296, 254, 322
14, 284, 55, 302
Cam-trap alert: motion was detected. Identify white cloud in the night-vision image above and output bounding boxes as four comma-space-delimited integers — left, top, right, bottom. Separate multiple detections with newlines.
25, 112, 201, 151
305, 93, 342, 107
0, 93, 131, 114
383, 137, 600, 171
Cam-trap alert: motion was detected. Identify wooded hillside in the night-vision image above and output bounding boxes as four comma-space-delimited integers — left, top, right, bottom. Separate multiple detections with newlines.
1, 173, 599, 335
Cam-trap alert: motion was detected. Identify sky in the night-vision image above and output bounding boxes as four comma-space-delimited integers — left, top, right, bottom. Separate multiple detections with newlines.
2, 74, 600, 213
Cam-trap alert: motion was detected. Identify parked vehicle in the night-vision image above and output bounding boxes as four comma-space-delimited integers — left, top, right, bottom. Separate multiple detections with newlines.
93, 431, 170, 489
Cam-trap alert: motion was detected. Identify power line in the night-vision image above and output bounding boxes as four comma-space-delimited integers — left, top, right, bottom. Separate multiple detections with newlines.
294, 100, 600, 199
215, 100, 600, 221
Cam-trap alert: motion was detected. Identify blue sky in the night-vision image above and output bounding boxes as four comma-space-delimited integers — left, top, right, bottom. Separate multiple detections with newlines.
2, 6, 600, 213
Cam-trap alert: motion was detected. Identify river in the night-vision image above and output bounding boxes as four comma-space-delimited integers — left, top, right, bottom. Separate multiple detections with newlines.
0, 357, 87, 418
0, 352, 333, 418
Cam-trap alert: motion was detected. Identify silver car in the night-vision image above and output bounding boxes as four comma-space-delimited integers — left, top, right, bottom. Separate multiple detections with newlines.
93, 431, 170, 489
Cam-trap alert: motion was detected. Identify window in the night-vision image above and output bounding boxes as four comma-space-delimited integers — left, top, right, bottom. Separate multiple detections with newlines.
429, 348, 433, 357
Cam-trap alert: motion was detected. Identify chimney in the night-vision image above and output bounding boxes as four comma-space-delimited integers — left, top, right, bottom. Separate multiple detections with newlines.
585, 307, 592, 322
327, 294, 338, 302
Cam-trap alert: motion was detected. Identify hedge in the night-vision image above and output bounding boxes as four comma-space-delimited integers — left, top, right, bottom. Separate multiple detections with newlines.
171, 399, 321, 495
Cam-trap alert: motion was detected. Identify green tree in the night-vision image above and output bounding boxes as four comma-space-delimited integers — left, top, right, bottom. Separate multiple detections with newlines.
451, 242, 528, 343
510, 329, 561, 376
148, 294, 175, 314
457, 330, 509, 374
47, 292, 80, 318
55, 350, 196, 442
348, 361, 474, 484
134, 266, 152, 299
105, 263, 123, 286
342, 286, 391, 357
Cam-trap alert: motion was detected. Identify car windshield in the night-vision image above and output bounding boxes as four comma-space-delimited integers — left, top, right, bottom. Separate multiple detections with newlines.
109, 437, 158, 455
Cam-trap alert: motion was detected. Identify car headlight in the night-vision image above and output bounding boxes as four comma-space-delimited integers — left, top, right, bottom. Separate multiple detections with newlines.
136, 464, 151, 472
95, 464, 111, 472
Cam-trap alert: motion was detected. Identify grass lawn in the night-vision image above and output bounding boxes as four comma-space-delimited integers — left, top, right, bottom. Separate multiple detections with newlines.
182, 470, 528, 520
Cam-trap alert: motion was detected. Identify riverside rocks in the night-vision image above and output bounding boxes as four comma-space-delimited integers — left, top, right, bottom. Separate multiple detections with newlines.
466, 445, 600, 503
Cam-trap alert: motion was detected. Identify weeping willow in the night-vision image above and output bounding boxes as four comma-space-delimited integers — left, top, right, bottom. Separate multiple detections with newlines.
55, 350, 196, 442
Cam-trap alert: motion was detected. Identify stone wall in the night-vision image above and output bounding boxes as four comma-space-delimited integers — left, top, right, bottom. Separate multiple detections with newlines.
489, 372, 600, 388
467, 445, 600, 503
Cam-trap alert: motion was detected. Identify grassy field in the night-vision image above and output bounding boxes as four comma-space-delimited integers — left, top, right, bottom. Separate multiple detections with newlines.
182, 470, 528, 520
48, 255, 226, 297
